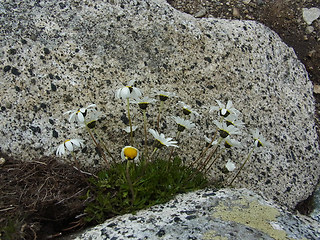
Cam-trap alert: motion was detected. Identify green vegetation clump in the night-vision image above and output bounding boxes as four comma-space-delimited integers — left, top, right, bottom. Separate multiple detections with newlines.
83, 157, 208, 224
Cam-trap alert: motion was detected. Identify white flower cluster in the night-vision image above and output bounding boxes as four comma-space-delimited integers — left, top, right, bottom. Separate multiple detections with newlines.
206, 99, 271, 173
55, 80, 272, 183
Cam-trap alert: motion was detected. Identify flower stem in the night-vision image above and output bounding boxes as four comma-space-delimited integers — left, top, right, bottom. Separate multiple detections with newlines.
203, 148, 225, 174
71, 151, 80, 169
228, 147, 255, 186
189, 130, 218, 170
156, 101, 164, 131
127, 98, 134, 146
149, 147, 158, 161
93, 129, 116, 164
87, 127, 110, 168
176, 131, 181, 139
197, 137, 222, 172
143, 109, 148, 160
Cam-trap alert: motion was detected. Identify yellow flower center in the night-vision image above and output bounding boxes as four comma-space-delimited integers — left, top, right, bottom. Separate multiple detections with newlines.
64, 139, 70, 143
124, 147, 138, 160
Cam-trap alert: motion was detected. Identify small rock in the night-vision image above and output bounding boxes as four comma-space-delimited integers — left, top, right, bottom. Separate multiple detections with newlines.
194, 8, 206, 18
233, 7, 240, 18
246, 15, 254, 20
243, 0, 251, 4
0, 158, 5, 165
256, 0, 265, 6
305, 26, 314, 34
302, 7, 320, 25
314, 85, 320, 94
308, 50, 316, 58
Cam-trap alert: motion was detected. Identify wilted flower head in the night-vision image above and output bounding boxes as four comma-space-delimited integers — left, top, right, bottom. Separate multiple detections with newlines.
115, 80, 142, 100
155, 91, 175, 102
56, 139, 85, 157
64, 104, 97, 123
214, 120, 241, 138
173, 116, 195, 132
225, 160, 236, 172
131, 96, 157, 110
148, 128, 178, 148
250, 129, 271, 148
121, 146, 139, 161
178, 101, 200, 117
210, 100, 240, 117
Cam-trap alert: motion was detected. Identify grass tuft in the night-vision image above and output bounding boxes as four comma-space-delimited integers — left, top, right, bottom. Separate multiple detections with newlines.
83, 157, 209, 224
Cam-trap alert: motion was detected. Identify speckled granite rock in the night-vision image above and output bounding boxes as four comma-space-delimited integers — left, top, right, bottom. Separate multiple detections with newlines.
68, 188, 320, 240
0, 0, 319, 208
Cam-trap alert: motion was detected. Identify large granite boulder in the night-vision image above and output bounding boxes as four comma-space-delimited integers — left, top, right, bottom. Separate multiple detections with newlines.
68, 188, 320, 240
0, 0, 319, 209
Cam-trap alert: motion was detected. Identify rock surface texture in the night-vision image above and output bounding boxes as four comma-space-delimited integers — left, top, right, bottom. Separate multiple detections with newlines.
69, 188, 320, 240
0, 0, 319, 209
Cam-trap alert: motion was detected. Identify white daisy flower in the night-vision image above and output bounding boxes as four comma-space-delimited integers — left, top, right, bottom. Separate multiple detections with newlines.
225, 160, 236, 172
148, 128, 178, 148
223, 136, 241, 148
173, 116, 195, 132
121, 146, 139, 161
56, 138, 85, 157
224, 114, 245, 129
250, 129, 271, 148
214, 120, 241, 138
64, 104, 97, 123
210, 100, 240, 117
115, 80, 142, 100
178, 101, 200, 116
123, 125, 138, 133
131, 96, 157, 110
155, 90, 176, 102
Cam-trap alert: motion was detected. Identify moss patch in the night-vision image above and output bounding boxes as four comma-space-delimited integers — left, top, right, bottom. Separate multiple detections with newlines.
212, 199, 296, 240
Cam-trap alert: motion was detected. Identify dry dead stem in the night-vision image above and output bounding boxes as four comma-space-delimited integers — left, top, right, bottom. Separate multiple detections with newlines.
0, 153, 90, 239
